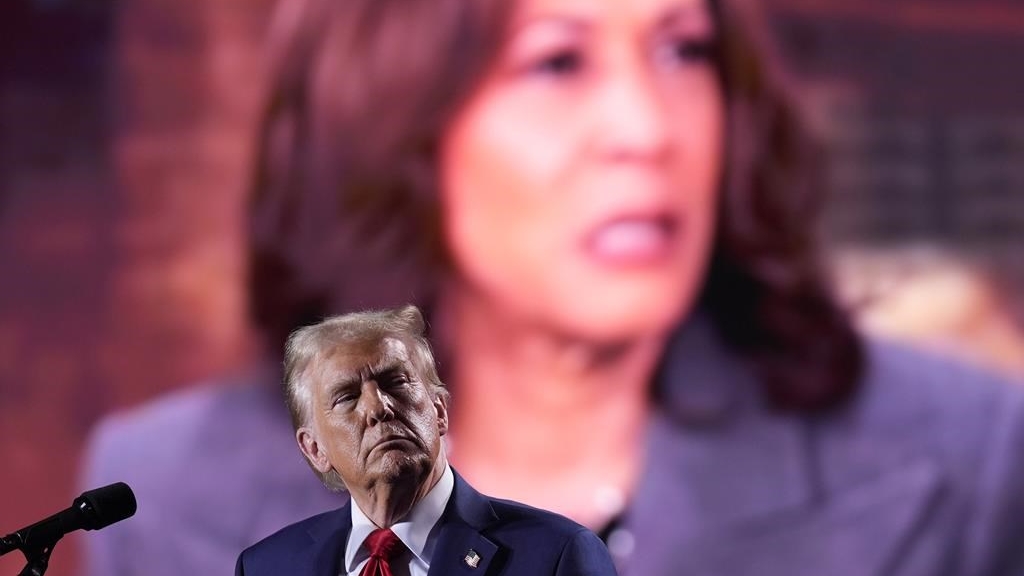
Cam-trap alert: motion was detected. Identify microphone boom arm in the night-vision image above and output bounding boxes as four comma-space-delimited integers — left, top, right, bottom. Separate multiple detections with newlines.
1, 482, 136, 576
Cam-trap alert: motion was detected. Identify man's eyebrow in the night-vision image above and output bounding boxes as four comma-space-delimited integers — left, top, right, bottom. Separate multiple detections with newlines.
329, 358, 404, 387
324, 373, 361, 398
369, 360, 407, 381
321, 362, 366, 389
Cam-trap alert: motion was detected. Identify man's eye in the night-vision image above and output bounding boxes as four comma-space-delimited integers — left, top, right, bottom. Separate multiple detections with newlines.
386, 375, 410, 389
334, 393, 357, 406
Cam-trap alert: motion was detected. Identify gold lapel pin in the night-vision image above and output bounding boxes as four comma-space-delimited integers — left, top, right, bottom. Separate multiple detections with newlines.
463, 549, 481, 569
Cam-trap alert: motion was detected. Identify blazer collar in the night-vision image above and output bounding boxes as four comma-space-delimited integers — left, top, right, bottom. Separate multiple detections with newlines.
654, 313, 755, 425
643, 314, 811, 527
626, 319, 941, 576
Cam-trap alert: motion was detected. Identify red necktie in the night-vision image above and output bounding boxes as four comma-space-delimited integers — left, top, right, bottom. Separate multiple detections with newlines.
359, 528, 404, 576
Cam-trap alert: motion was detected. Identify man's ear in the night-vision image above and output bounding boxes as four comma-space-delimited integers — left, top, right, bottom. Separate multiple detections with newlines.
297, 427, 332, 474
434, 393, 450, 436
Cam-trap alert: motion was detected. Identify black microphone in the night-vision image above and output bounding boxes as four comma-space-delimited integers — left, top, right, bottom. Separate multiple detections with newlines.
0, 482, 137, 556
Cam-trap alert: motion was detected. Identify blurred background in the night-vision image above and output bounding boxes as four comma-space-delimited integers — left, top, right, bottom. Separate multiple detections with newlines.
1, 0, 1022, 574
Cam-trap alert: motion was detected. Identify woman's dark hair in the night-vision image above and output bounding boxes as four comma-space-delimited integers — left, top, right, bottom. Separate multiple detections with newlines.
248, 0, 863, 413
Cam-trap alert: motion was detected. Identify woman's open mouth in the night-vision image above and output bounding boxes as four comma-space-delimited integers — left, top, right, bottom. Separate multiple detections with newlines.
585, 214, 681, 265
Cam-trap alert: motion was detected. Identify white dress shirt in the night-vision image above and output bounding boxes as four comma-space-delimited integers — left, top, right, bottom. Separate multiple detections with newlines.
344, 464, 455, 576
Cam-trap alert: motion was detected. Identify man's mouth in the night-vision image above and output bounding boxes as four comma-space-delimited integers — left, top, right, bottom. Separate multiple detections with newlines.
369, 435, 416, 455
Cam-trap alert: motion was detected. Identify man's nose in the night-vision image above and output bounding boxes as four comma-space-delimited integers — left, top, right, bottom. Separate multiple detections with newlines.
359, 382, 395, 426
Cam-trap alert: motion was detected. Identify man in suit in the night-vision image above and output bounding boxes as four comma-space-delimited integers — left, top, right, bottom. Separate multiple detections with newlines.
235, 305, 617, 576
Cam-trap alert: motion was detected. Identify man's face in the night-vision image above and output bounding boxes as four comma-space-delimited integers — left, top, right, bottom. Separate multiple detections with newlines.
296, 336, 448, 493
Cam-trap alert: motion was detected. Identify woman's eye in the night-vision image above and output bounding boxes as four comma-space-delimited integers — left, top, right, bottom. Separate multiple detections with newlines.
532, 50, 583, 76
659, 37, 717, 67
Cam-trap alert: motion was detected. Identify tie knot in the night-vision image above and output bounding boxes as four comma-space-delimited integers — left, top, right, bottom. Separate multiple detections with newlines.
365, 528, 402, 560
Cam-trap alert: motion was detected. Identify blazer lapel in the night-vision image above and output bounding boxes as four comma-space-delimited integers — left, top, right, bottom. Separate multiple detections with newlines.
687, 459, 942, 576
624, 318, 942, 576
626, 409, 822, 576
427, 472, 501, 576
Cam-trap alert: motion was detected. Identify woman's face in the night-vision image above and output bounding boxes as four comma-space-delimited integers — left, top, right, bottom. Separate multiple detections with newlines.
440, 0, 724, 342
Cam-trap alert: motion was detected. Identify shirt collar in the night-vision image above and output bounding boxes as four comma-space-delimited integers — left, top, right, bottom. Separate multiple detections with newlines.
345, 463, 455, 572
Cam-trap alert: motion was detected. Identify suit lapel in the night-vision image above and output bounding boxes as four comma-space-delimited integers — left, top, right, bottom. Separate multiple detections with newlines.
427, 472, 501, 576
429, 521, 501, 575
308, 500, 352, 576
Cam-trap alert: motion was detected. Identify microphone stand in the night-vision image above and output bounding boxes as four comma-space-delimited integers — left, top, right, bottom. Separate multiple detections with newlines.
0, 534, 56, 576
18, 547, 53, 576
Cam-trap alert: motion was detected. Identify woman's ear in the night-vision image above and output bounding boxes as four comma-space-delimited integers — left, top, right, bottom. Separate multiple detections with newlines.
297, 427, 332, 474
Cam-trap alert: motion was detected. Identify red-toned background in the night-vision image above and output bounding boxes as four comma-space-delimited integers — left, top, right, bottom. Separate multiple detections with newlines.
1, 1, 1022, 574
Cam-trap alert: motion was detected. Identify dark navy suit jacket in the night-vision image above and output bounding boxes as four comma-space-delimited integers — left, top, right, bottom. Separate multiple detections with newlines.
234, 471, 618, 576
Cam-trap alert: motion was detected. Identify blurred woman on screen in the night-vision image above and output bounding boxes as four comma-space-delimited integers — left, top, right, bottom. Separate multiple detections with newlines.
84, 0, 1024, 574
248, 0, 1024, 572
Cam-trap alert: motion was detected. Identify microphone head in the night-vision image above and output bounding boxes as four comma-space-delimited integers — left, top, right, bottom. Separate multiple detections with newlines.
74, 482, 137, 530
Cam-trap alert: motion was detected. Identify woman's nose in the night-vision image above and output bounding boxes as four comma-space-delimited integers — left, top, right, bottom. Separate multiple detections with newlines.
593, 61, 672, 163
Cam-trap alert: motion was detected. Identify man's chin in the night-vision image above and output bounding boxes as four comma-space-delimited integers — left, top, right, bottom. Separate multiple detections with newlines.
369, 450, 431, 484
